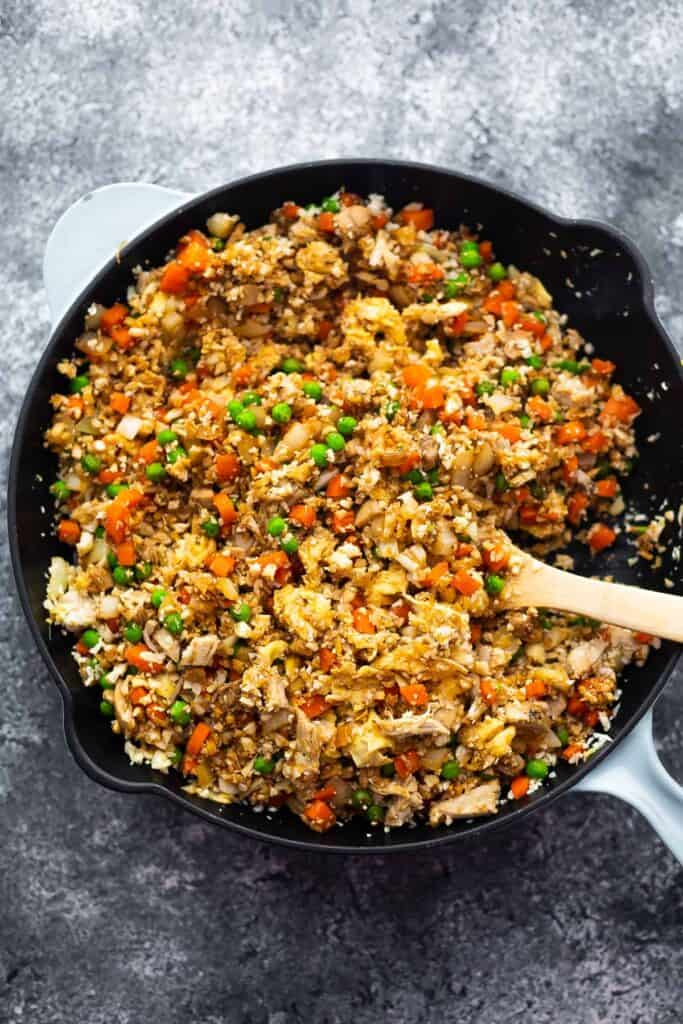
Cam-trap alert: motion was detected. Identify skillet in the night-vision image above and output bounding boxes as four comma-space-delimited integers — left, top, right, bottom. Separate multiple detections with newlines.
8, 159, 683, 855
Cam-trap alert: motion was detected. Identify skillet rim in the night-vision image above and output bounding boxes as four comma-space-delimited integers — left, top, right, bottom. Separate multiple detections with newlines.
8, 157, 683, 854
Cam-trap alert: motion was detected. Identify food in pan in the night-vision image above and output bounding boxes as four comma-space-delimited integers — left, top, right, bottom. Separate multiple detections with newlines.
44, 191, 655, 831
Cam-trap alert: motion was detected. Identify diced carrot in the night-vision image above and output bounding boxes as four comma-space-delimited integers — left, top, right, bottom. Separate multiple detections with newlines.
115, 540, 136, 566
257, 550, 290, 570
452, 569, 480, 596
567, 491, 589, 526
525, 679, 548, 699
539, 332, 554, 352
470, 623, 482, 645
100, 303, 128, 335
449, 311, 469, 336
399, 683, 429, 708
494, 279, 513, 300
97, 468, 119, 485
526, 396, 553, 422
495, 422, 521, 443
57, 519, 81, 544
290, 504, 317, 528
213, 493, 238, 526
423, 561, 450, 588
326, 474, 350, 499
332, 509, 355, 533
601, 394, 640, 422
520, 315, 546, 337
125, 644, 164, 673
66, 395, 84, 415
483, 545, 509, 573
352, 607, 375, 634
186, 722, 211, 756
562, 455, 579, 484
319, 647, 337, 672
501, 301, 521, 327
407, 262, 445, 283
208, 554, 236, 577
479, 240, 493, 262
110, 325, 133, 351
398, 207, 434, 231
281, 201, 300, 219
595, 477, 618, 498
466, 410, 486, 430
300, 695, 330, 719
138, 439, 160, 465
519, 505, 539, 525
231, 364, 254, 387
371, 213, 389, 230
402, 363, 431, 388
416, 384, 443, 411
397, 451, 420, 474
317, 320, 332, 340
480, 679, 498, 705
177, 237, 211, 273
588, 523, 616, 552
510, 776, 530, 800
159, 261, 191, 294
215, 452, 241, 483
313, 784, 337, 801
304, 799, 335, 827
634, 632, 654, 644
105, 504, 128, 543
129, 686, 147, 705
562, 743, 583, 761
567, 696, 589, 717
394, 749, 421, 778
391, 600, 411, 623
583, 709, 599, 728
110, 392, 131, 414
591, 358, 615, 375
556, 420, 587, 445
582, 431, 609, 453
75, 641, 89, 656
181, 755, 198, 775
317, 212, 336, 233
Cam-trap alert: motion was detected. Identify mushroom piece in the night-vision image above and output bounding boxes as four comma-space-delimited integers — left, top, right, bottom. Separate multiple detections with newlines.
428, 779, 501, 825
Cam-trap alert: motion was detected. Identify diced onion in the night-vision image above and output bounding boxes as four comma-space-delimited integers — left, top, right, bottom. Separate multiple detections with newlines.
117, 414, 142, 439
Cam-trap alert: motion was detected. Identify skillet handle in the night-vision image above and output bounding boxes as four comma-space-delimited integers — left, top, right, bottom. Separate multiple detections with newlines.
43, 182, 192, 326
574, 709, 683, 864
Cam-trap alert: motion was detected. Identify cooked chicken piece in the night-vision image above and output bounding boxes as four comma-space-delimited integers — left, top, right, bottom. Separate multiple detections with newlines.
429, 779, 501, 824
349, 714, 391, 767
335, 204, 373, 238
180, 634, 219, 667
380, 711, 451, 744
291, 710, 335, 775
568, 638, 607, 678
273, 586, 333, 648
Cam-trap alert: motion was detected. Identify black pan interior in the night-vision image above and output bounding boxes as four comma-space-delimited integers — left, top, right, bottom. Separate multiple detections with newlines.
9, 160, 683, 852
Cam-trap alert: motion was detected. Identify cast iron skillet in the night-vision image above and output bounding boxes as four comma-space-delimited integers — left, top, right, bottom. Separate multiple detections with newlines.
9, 160, 683, 852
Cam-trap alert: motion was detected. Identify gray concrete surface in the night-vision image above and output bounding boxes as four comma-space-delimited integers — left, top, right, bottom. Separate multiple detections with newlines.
1, 2, 681, 1022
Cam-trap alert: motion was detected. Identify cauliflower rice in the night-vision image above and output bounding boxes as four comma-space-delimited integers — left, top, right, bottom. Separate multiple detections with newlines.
44, 190, 654, 832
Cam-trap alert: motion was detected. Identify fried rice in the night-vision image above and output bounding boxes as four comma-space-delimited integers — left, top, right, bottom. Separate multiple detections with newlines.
44, 190, 655, 831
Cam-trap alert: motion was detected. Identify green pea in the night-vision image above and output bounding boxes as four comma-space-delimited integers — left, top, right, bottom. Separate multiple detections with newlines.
280, 534, 299, 555
166, 446, 187, 464
230, 603, 252, 623
475, 380, 496, 397
271, 402, 292, 424
414, 481, 433, 502
253, 756, 275, 775
94, 526, 105, 538
80, 628, 100, 650
201, 517, 220, 538
227, 399, 244, 422
81, 453, 102, 475
273, 287, 284, 302
50, 480, 71, 501
556, 726, 570, 745
157, 429, 178, 446
532, 311, 547, 324
170, 748, 183, 766
351, 788, 373, 809
460, 243, 481, 268
380, 762, 396, 778
106, 550, 118, 569
529, 481, 546, 500
336, 416, 357, 437
106, 482, 129, 498
302, 381, 323, 402
281, 357, 304, 374
325, 431, 345, 452
99, 674, 113, 690
525, 355, 544, 370
70, 375, 89, 394
241, 391, 262, 407
169, 358, 188, 380
164, 612, 184, 636
405, 468, 424, 485
267, 516, 286, 537
500, 367, 519, 387
530, 378, 550, 396
112, 565, 133, 586
430, 423, 445, 435
170, 700, 191, 726
151, 588, 166, 609
488, 262, 506, 282
321, 197, 341, 213
134, 562, 153, 582
519, 413, 531, 428
443, 273, 469, 298
494, 473, 509, 492
526, 758, 549, 780
385, 399, 400, 421
211, 236, 225, 252
484, 573, 505, 597
100, 700, 114, 718
146, 462, 167, 483
421, 293, 434, 303
235, 409, 258, 434
441, 761, 461, 780
427, 468, 440, 485
310, 443, 329, 468
123, 622, 143, 643
366, 804, 385, 824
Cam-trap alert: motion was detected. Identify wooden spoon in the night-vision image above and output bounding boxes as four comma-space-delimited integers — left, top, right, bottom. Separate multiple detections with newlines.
501, 549, 683, 643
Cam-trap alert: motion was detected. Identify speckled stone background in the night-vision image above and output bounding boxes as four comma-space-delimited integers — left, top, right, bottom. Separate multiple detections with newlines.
1, 2, 682, 1021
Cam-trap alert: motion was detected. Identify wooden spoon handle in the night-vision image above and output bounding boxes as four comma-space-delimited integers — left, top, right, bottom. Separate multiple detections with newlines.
503, 556, 683, 643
